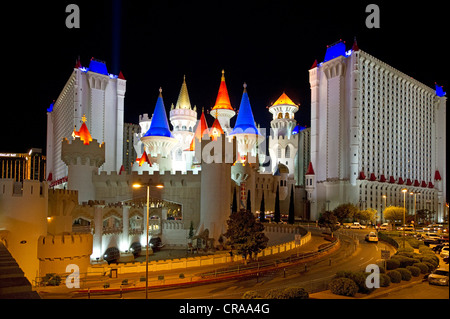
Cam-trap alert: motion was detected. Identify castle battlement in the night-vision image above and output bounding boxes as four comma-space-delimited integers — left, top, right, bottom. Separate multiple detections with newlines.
0, 179, 48, 199
48, 188, 78, 196
269, 134, 299, 141
37, 233, 93, 260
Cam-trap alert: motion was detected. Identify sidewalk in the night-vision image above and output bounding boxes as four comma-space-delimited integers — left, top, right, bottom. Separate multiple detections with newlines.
36, 234, 330, 297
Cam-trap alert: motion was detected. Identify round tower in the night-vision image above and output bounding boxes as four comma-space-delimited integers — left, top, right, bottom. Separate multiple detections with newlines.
268, 92, 299, 177
169, 75, 197, 171
197, 121, 236, 245
141, 88, 178, 171
61, 115, 105, 203
230, 83, 262, 159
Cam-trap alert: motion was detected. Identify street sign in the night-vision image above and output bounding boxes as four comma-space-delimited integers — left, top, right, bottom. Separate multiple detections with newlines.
381, 250, 390, 260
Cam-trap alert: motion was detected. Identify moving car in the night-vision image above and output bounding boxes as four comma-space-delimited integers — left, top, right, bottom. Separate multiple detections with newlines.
379, 223, 390, 231
428, 268, 449, 286
365, 232, 378, 242
350, 222, 366, 229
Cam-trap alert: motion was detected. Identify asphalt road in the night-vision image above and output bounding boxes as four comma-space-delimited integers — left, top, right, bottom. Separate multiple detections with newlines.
63, 228, 393, 299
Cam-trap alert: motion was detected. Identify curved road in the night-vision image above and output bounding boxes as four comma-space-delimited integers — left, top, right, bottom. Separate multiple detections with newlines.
65, 228, 394, 299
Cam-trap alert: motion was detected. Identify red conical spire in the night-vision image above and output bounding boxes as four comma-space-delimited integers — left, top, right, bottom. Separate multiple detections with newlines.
189, 110, 210, 151
118, 71, 126, 80
212, 70, 233, 111
352, 38, 359, 52
72, 114, 93, 145
306, 162, 315, 175
310, 59, 318, 69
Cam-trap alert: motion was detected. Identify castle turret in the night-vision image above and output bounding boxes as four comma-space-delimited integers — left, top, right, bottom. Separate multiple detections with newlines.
170, 75, 197, 172
141, 88, 178, 172
62, 115, 105, 203
268, 92, 299, 177
230, 83, 262, 160
211, 70, 235, 133
197, 123, 236, 245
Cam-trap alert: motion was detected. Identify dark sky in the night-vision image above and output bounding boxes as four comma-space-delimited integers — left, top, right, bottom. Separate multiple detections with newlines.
2, 0, 447, 153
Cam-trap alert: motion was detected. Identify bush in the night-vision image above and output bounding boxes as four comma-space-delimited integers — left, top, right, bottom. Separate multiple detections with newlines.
328, 278, 359, 297
335, 271, 370, 293
422, 261, 436, 272
391, 255, 416, 268
379, 273, 391, 287
282, 287, 309, 299
413, 262, 429, 274
419, 245, 433, 254
264, 288, 285, 299
396, 268, 412, 281
387, 270, 402, 283
406, 266, 421, 277
242, 291, 262, 299
421, 255, 439, 267
386, 258, 400, 270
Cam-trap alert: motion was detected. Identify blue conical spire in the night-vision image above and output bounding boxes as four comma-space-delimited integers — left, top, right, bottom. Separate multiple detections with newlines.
144, 88, 173, 138
231, 83, 259, 135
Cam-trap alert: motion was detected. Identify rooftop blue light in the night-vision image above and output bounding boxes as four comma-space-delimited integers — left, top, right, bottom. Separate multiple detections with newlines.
324, 41, 347, 62
47, 101, 54, 113
435, 84, 446, 97
143, 92, 173, 138
230, 85, 259, 136
87, 59, 109, 75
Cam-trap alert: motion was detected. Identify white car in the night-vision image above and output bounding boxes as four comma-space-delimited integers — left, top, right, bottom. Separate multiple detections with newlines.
440, 246, 449, 258
365, 232, 378, 242
350, 222, 365, 229
428, 268, 449, 286
379, 223, 389, 230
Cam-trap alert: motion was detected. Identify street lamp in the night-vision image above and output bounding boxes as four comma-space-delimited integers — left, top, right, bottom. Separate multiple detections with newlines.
132, 182, 164, 299
382, 195, 387, 223
401, 188, 408, 248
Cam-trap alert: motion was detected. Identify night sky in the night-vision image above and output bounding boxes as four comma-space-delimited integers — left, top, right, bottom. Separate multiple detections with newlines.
3, 0, 447, 153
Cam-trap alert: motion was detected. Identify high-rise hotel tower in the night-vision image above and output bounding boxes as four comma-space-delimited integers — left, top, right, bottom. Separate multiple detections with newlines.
307, 40, 446, 222
46, 58, 126, 185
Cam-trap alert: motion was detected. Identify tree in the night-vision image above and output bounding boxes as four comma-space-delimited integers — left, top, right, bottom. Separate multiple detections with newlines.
188, 220, 194, 239
274, 185, 281, 223
231, 187, 237, 214
224, 209, 269, 263
259, 191, 266, 222
333, 203, 359, 223
383, 206, 405, 225
317, 211, 340, 237
288, 185, 295, 224
358, 208, 377, 225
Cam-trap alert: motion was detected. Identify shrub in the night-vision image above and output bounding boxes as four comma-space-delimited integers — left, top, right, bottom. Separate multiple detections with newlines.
422, 261, 436, 272
334, 271, 369, 293
421, 255, 439, 266
328, 278, 359, 297
387, 270, 402, 283
406, 266, 421, 277
264, 288, 285, 299
391, 255, 415, 267
396, 268, 412, 281
412, 262, 429, 274
379, 273, 391, 287
242, 291, 262, 299
419, 245, 433, 254
282, 287, 309, 299
386, 258, 400, 270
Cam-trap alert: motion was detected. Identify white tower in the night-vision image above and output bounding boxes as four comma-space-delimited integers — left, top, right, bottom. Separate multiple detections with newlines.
169, 75, 197, 172
268, 92, 299, 177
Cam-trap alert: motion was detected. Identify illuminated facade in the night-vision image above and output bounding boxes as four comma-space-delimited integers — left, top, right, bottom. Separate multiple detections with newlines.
46, 58, 126, 185
308, 40, 447, 222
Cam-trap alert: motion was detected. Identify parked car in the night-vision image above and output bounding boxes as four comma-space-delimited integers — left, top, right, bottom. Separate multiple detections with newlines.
428, 268, 449, 286
379, 223, 390, 231
440, 246, 449, 258
365, 232, 379, 242
432, 243, 448, 254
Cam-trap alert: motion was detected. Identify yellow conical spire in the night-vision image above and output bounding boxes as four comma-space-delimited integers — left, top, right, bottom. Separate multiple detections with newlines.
175, 75, 192, 110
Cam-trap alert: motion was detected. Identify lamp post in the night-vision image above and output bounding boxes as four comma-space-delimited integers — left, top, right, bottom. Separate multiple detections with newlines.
382, 195, 387, 223
401, 188, 408, 248
132, 182, 164, 299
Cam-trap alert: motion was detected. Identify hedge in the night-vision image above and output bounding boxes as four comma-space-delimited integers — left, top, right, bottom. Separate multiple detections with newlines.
387, 270, 402, 283
396, 268, 412, 281
328, 278, 359, 297
263, 287, 309, 299
406, 266, 421, 277
379, 273, 391, 287
386, 258, 400, 270
242, 291, 261, 299
412, 262, 429, 274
